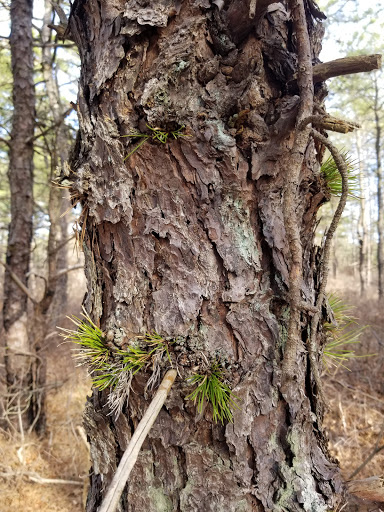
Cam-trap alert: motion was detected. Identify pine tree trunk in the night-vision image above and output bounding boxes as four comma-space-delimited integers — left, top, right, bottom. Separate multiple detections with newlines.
68, 1, 343, 510
1, 0, 35, 431
356, 131, 368, 296
41, 0, 70, 320
26, 0, 74, 433
374, 77, 384, 301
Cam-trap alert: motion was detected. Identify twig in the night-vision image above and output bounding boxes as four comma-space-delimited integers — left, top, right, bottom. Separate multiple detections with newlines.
98, 369, 177, 512
0, 261, 37, 304
27, 106, 74, 143
349, 420, 384, 479
308, 129, 349, 405
76, 425, 90, 454
52, 264, 83, 280
48, 234, 75, 256
28, 472, 83, 486
346, 476, 384, 502
0, 136, 10, 147
51, 1, 68, 26
0, 470, 83, 486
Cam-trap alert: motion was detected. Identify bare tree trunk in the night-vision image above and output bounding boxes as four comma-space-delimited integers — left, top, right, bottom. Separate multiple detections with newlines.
1, 0, 35, 431
26, 0, 73, 434
41, 0, 70, 319
374, 77, 384, 301
356, 131, 368, 296
68, 1, 344, 510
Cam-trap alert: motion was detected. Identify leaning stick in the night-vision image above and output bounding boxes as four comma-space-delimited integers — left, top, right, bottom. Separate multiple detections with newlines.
98, 369, 177, 512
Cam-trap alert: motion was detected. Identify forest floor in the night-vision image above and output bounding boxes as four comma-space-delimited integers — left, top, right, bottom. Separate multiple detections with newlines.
0, 273, 383, 511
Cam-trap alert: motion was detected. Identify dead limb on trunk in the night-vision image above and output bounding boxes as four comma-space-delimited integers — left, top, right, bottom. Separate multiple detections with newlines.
312, 54, 382, 83
347, 476, 384, 502
98, 370, 177, 512
300, 114, 360, 134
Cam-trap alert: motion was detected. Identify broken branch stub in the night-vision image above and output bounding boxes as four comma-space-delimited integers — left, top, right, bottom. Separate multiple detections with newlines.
312, 54, 382, 83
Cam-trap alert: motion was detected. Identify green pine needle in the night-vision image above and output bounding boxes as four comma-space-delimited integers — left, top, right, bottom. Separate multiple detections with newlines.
122, 124, 190, 160
57, 307, 108, 370
323, 293, 371, 371
186, 362, 239, 424
321, 150, 359, 199
59, 315, 173, 393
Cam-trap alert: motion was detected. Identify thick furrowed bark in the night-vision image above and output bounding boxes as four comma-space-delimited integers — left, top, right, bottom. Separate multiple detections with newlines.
68, 1, 342, 510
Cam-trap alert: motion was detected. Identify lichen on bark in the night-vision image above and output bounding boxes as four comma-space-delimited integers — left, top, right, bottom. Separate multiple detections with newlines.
68, 0, 343, 510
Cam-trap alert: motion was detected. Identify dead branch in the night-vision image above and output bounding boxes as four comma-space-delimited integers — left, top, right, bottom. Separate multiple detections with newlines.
52, 264, 83, 280
0, 470, 83, 486
349, 420, 384, 479
0, 261, 37, 304
312, 54, 382, 83
99, 370, 177, 512
300, 115, 360, 134
347, 476, 384, 502
309, 129, 349, 405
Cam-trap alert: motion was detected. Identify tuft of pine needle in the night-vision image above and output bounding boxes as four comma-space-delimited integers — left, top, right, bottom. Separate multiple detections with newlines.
186, 362, 239, 424
323, 293, 372, 371
321, 150, 360, 199
58, 316, 174, 418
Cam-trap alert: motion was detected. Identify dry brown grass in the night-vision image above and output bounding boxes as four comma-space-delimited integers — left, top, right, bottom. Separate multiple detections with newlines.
324, 275, 384, 511
0, 341, 91, 512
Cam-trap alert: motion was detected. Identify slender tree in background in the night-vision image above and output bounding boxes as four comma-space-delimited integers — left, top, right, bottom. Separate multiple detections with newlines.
23, 0, 77, 433
1, 0, 36, 431
356, 130, 370, 295
66, 0, 380, 509
40, 0, 70, 321
373, 74, 384, 300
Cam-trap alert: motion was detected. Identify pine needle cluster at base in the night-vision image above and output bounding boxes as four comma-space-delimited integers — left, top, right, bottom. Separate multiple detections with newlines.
58, 310, 239, 423
323, 293, 370, 371
58, 310, 174, 418
321, 150, 359, 199
186, 362, 239, 424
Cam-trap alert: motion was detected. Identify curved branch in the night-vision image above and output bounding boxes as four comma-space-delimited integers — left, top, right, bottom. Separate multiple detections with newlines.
308, 129, 349, 403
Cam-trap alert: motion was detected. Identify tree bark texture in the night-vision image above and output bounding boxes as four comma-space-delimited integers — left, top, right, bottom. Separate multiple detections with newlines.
69, 1, 342, 510
1, 0, 35, 430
